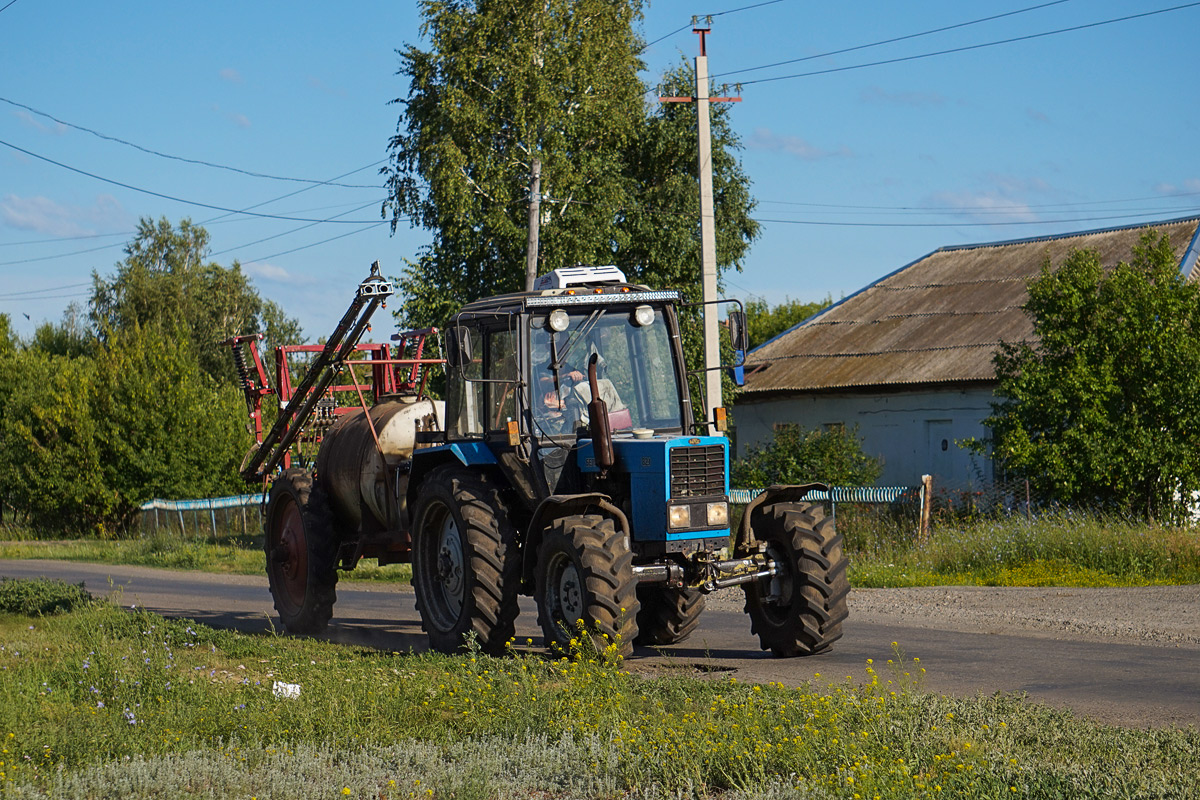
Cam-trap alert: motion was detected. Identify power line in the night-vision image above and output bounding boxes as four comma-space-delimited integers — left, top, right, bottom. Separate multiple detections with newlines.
713, 0, 1073, 80
244, 221, 390, 263
756, 190, 1200, 213
640, 0, 788, 51
0, 0, 21, 14
0, 281, 91, 299
0, 96, 381, 189
737, 2, 1200, 86
752, 209, 1200, 228
0, 138, 384, 224
209, 199, 388, 258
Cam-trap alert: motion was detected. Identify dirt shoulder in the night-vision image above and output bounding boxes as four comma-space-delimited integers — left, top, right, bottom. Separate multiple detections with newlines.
847, 585, 1200, 647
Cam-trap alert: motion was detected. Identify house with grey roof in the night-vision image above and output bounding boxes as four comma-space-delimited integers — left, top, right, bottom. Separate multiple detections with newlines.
733, 215, 1200, 489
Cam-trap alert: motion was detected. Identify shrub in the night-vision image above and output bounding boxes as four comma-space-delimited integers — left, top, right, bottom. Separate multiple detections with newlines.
0, 577, 93, 616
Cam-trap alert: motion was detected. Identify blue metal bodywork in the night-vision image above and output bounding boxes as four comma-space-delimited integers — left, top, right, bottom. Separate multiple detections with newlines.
577, 434, 730, 543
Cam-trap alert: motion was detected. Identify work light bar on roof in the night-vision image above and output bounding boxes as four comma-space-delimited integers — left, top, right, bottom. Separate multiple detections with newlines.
525, 290, 681, 309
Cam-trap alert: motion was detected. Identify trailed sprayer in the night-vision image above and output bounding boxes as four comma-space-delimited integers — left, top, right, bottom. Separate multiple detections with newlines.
226, 262, 849, 657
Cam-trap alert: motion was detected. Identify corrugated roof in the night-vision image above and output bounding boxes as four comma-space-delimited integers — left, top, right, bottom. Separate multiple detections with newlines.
743, 215, 1200, 394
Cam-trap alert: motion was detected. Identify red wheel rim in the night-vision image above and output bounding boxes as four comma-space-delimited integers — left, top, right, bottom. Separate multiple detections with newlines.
271, 495, 308, 613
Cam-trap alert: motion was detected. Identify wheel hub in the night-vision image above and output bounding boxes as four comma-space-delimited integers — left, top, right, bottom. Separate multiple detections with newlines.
552, 558, 584, 629
435, 519, 465, 616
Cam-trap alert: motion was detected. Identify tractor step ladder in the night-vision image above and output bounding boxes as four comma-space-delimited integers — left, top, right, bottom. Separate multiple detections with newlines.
240, 262, 394, 482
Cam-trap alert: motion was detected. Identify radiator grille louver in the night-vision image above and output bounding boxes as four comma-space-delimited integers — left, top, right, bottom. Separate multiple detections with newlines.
669, 445, 725, 498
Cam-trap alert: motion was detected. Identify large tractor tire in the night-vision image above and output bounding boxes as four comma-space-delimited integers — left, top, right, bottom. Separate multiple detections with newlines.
634, 586, 705, 646
535, 514, 639, 657
411, 467, 520, 655
743, 502, 849, 657
264, 468, 338, 634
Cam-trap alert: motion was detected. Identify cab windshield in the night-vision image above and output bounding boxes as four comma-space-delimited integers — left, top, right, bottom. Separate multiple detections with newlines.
530, 305, 683, 437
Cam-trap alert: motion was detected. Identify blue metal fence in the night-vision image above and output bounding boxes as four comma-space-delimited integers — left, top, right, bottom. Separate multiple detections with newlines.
139, 493, 262, 537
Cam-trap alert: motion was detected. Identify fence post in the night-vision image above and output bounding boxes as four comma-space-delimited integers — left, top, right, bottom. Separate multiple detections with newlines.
919, 474, 933, 545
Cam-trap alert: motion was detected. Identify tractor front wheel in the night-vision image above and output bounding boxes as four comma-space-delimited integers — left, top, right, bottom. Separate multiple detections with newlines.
743, 502, 849, 657
535, 514, 638, 657
411, 467, 520, 655
634, 586, 705, 646
264, 468, 338, 634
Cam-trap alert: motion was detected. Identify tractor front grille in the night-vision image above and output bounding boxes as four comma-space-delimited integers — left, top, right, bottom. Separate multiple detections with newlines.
669, 445, 725, 498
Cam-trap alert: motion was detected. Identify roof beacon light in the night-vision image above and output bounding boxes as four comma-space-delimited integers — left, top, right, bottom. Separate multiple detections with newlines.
534, 265, 627, 291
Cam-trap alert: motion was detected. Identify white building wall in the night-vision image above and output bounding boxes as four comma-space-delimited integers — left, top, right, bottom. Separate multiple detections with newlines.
733, 386, 996, 489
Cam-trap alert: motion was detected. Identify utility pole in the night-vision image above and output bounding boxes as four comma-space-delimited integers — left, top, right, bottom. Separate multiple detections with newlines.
661, 18, 741, 434
525, 157, 542, 291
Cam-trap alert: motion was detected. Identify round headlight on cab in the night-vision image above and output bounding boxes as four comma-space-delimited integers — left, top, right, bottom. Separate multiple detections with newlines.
548, 309, 570, 332
633, 304, 655, 327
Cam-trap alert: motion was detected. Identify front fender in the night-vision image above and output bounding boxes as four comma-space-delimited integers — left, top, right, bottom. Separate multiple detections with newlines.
520, 492, 630, 591
735, 483, 829, 551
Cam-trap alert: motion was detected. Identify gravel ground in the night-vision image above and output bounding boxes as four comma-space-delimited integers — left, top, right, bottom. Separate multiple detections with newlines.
703, 584, 1200, 647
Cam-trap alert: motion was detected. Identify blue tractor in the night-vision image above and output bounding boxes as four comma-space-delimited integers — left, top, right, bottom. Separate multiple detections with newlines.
236, 264, 849, 658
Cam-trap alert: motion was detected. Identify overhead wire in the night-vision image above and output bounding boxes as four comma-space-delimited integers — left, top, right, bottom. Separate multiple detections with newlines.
0, 138, 384, 224
0, 96, 381, 189
734, 2, 1200, 86
712, 0, 1074, 80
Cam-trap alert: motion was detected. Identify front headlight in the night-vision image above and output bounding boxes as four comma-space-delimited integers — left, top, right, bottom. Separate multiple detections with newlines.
706, 501, 729, 527
668, 504, 691, 529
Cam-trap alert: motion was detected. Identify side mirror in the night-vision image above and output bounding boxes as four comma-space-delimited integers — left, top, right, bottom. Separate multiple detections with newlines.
727, 310, 749, 353
445, 326, 473, 368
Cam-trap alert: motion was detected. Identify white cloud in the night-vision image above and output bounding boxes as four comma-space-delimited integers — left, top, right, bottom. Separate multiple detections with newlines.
210, 104, 251, 129
859, 86, 947, 108
0, 193, 128, 237
746, 127, 851, 160
219, 67, 243, 84
307, 76, 347, 98
244, 262, 305, 283
925, 190, 1038, 224
1154, 178, 1200, 195
13, 109, 67, 135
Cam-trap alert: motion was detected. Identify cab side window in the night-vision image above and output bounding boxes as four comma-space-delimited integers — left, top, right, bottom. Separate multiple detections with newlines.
486, 328, 518, 432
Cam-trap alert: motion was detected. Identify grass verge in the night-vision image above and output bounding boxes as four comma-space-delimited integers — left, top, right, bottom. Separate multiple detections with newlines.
0, 530, 411, 584
0, 578, 1197, 798
845, 511, 1200, 588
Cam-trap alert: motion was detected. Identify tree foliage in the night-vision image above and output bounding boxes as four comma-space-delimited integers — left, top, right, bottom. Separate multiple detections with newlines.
384, 0, 646, 328
744, 295, 832, 350
90, 217, 301, 384
384, 4, 760, 353
732, 424, 882, 489
983, 231, 1200, 520
0, 219, 289, 534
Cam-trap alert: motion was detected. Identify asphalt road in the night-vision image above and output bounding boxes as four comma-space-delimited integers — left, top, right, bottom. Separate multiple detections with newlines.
2, 559, 1197, 729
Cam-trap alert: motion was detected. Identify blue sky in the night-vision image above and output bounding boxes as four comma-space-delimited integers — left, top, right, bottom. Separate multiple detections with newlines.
2, 0, 1198, 342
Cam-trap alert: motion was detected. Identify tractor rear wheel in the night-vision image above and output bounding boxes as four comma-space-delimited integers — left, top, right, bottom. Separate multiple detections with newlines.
743, 502, 849, 657
634, 586, 705, 646
264, 468, 338, 634
411, 467, 519, 655
535, 514, 638, 657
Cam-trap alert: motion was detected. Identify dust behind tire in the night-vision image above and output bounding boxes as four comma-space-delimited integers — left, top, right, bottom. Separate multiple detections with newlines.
535, 514, 639, 657
411, 466, 519, 655
743, 501, 849, 656
264, 468, 338, 634
634, 586, 705, 645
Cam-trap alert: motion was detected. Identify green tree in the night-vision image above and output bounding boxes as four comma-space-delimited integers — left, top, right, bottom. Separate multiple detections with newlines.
90, 217, 302, 384
745, 295, 831, 350
0, 347, 112, 533
89, 325, 247, 530
732, 424, 882, 488
983, 231, 1200, 520
383, 10, 760, 331
384, 0, 646, 328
